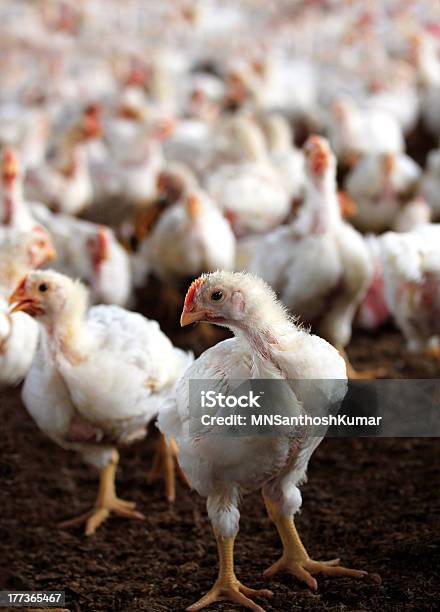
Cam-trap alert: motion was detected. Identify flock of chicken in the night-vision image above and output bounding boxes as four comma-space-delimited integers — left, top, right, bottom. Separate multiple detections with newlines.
1, 1, 439, 611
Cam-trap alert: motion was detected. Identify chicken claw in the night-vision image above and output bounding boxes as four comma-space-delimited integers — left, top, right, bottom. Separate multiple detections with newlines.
58, 450, 144, 536
187, 535, 272, 612
263, 555, 367, 590
263, 500, 367, 590
187, 580, 272, 612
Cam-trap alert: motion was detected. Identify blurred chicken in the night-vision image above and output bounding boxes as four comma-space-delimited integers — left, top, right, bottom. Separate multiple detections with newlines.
409, 32, 440, 138
159, 271, 366, 612
356, 198, 431, 331
0, 228, 55, 386
380, 224, 440, 354
206, 117, 290, 236
105, 93, 170, 209
31, 203, 132, 306
421, 149, 440, 220
149, 190, 236, 284
260, 113, 305, 201
355, 235, 390, 331
25, 107, 102, 215
328, 97, 404, 166
345, 153, 421, 233
1, 148, 37, 231
392, 196, 431, 233
249, 135, 374, 378
10, 271, 193, 534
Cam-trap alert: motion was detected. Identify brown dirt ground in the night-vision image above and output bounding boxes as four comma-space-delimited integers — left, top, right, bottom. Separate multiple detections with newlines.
1, 315, 439, 612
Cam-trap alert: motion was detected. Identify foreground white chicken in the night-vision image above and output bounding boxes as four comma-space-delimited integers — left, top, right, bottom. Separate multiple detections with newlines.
249, 136, 373, 377
149, 190, 236, 283
0, 228, 55, 385
31, 203, 132, 306
159, 271, 366, 612
10, 271, 192, 534
379, 225, 440, 353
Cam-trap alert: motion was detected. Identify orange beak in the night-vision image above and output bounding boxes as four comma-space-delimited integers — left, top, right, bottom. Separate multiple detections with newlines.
8, 277, 43, 316
180, 308, 206, 327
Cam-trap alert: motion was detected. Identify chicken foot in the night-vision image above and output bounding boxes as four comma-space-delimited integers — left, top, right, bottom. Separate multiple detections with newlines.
263, 496, 367, 589
187, 535, 273, 612
147, 433, 190, 502
58, 450, 144, 536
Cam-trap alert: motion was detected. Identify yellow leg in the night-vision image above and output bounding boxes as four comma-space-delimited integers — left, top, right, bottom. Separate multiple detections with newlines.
147, 433, 190, 502
187, 535, 272, 612
337, 345, 386, 380
263, 496, 367, 590
58, 450, 144, 536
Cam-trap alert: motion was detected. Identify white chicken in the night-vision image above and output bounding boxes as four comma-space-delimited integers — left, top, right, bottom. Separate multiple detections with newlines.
409, 32, 440, 138
421, 149, 440, 220
356, 198, 431, 331
344, 152, 421, 233
379, 224, 440, 353
149, 190, 236, 284
392, 196, 432, 233
31, 203, 132, 306
1, 148, 36, 231
328, 97, 404, 166
159, 271, 366, 612
206, 117, 291, 236
248, 135, 373, 377
0, 228, 55, 386
9, 270, 193, 534
25, 107, 101, 215
260, 113, 305, 201
355, 235, 390, 332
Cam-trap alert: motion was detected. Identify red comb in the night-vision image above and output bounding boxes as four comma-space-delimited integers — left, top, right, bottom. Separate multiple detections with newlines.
184, 277, 205, 309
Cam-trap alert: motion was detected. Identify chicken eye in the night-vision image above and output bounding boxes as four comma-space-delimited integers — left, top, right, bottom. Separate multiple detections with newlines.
210, 290, 223, 302
38, 283, 49, 292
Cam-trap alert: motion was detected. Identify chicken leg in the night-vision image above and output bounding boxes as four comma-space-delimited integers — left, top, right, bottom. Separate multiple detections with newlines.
147, 433, 190, 502
58, 450, 144, 536
187, 535, 273, 612
263, 495, 367, 589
